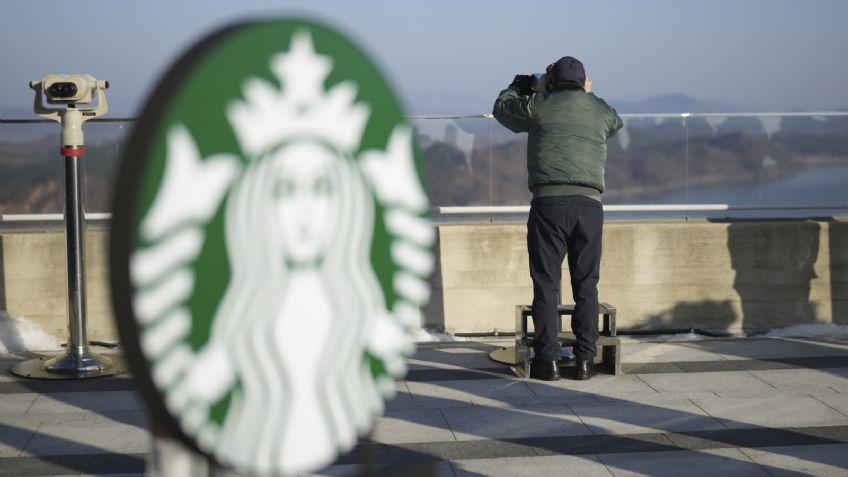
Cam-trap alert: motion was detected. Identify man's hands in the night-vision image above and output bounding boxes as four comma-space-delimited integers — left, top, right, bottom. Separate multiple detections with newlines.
510, 74, 534, 96
509, 73, 591, 94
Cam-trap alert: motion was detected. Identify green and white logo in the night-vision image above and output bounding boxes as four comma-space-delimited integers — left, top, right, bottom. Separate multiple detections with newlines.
111, 19, 432, 475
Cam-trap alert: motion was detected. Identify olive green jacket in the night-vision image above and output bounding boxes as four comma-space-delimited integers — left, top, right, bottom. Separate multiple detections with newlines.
493, 86, 623, 196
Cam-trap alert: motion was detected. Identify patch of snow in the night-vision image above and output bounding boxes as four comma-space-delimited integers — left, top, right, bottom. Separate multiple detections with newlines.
764, 324, 848, 338
621, 332, 713, 343
620, 329, 746, 343
620, 324, 848, 343
413, 328, 467, 343
0, 311, 61, 354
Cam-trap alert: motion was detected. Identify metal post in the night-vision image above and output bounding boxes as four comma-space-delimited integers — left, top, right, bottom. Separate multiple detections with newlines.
65, 147, 88, 359
148, 418, 213, 476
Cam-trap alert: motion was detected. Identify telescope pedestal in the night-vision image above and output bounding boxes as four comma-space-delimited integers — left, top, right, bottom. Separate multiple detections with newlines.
11, 93, 124, 380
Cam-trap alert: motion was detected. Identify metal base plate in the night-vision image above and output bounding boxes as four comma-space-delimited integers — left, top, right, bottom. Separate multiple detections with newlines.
489, 346, 578, 366
489, 346, 521, 365
10, 353, 129, 380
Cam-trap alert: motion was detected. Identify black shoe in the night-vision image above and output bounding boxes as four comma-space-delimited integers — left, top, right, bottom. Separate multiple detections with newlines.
529, 358, 560, 381
575, 359, 596, 381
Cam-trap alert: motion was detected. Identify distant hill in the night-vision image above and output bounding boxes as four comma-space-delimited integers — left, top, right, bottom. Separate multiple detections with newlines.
609, 94, 741, 114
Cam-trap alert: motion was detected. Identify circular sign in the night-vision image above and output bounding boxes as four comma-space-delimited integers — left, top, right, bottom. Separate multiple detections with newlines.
110, 18, 433, 474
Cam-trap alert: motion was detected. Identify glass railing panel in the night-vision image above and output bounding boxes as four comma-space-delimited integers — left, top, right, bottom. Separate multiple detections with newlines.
412, 116, 492, 207
686, 114, 848, 218
767, 114, 848, 205
603, 115, 689, 206
80, 121, 132, 213
486, 116, 691, 209
0, 122, 65, 214
488, 118, 532, 206
0, 120, 132, 214
3, 113, 846, 220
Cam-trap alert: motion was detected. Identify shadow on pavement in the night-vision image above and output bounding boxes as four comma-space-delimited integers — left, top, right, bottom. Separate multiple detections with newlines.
397, 339, 848, 476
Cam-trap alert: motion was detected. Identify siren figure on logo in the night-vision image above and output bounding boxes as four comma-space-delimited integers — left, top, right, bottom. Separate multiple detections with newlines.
129, 31, 433, 474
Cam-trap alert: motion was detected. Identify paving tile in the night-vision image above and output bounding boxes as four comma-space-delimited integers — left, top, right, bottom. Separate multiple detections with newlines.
692, 396, 848, 429
21, 420, 150, 456
0, 357, 27, 382
438, 342, 501, 350
739, 443, 848, 477
636, 371, 775, 394
405, 367, 514, 382
414, 342, 441, 350
429, 346, 501, 355
621, 363, 685, 374
622, 362, 685, 374
0, 392, 37, 416
1, 410, 91, 430
748, 368, 848, 393
452, 454, 612, 477
406, 379, 535, 407
714, 388, 841, 399
695, 338, 843, 360
408, 350, 496, 370
371, 408, 456, 444
306, 460, 455, 477
568, 399, 724, 435
0, 453, 146, 476
622, 342, 726, 363
389, 438, 537, 462
83, 410, 150, 428
665, 425, 848, 451
26, 390, 146, 415
812, 393, 848, 417
0, 376, 138, 395
401, 389, 473, 408
598, 448, 769, 477
596, 391, 720, 404
0, 419, 39, 458
674, 360, 794, 373
468, 395, 599, 408
0, 408, 149, 435
532, 433, 677, 456
791, 337, 848, 355
385, 383, 416, 410
526, 375, 658, 401
440, 404, 591, 441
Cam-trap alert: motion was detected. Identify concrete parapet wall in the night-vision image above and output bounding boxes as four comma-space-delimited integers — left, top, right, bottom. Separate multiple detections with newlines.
426, 219, 848, 334
0, 229, 115, 342
1, 219, 847, 343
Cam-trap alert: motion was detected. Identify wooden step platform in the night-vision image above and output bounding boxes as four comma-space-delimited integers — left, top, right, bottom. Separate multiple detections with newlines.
489, 303, 622, 376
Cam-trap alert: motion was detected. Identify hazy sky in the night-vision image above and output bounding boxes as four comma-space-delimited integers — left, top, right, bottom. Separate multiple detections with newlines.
1, 0, 847, 116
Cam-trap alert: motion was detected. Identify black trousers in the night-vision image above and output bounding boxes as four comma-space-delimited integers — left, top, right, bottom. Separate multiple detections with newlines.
527, 195, 603, 361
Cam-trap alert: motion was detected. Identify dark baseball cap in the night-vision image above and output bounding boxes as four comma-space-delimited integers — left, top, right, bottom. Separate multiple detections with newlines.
549, 56, 586, 89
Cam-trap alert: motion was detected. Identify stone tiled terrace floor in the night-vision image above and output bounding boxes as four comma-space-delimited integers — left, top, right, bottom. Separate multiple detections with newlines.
2, 335, 848, 476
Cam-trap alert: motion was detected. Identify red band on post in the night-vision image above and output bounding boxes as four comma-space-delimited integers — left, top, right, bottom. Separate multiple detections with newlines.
61, 147, 85, 157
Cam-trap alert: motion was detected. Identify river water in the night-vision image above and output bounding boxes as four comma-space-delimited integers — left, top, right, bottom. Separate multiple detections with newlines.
605, 163, 848, 220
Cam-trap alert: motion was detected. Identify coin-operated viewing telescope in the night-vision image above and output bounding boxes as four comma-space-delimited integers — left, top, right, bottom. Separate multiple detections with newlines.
38, 74, 108, 104
31, 74, 109, 149
12, 75, 124, 380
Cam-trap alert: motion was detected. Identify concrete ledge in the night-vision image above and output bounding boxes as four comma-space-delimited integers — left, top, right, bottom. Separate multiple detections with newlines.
0, 229, 115, 342
425, 218, 848, 334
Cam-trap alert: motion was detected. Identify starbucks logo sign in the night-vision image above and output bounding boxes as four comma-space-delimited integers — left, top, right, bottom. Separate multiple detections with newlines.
111, 20, 432, 474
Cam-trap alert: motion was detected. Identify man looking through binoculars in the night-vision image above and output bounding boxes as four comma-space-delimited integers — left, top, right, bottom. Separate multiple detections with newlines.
493, 56, 623, 381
